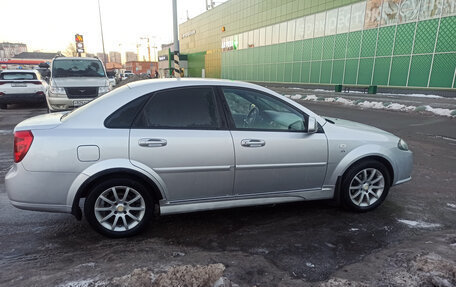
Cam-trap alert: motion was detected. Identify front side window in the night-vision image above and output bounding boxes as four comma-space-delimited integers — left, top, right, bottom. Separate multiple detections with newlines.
222, 88, 307, 132
52, 59, 106, 78
134, 87, 222, 129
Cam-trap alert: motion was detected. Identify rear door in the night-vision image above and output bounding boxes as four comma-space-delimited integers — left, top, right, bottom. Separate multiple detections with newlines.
129, 86, 235, 202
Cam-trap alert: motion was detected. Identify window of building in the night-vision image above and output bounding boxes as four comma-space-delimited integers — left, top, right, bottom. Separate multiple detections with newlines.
259, 27, 266, 47
314, 12, 326, 37
295, 17, 305, 40
304, 14, 315, 39
279, 22, 288, 43
351, 2, 366, 31
337, 5, 351, 34
253, 29, 260, 48
248, 30, 254, 47
265, 25, 273, 45
325, 9, 338, 36
272, 24, 280, 44
287, 19, 296, 42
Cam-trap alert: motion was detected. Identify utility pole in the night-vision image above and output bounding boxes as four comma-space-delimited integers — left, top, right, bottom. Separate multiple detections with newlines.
97, 0, 107, 65
140, 37, 151, 62
172, 0, 180, 78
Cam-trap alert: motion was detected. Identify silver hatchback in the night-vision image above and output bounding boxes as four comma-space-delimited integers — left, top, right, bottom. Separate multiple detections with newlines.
6, 79, 412, 237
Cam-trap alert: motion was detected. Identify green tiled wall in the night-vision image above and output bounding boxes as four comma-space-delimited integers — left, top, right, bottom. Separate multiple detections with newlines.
223, 15, 456, 89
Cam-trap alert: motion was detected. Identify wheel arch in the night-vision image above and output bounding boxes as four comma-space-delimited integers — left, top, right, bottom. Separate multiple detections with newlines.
340, 155, 394, 186
71, 168, 165, 220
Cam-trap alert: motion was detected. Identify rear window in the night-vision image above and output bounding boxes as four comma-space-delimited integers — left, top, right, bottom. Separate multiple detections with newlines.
0, 72, 37, 80
52, 59, 106, 78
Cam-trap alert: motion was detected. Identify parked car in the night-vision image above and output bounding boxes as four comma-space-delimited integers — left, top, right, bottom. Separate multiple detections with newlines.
46, 56, 111, 112
0, 70, 47, 109
5, 79, 413, 237
121, 72, 134, 81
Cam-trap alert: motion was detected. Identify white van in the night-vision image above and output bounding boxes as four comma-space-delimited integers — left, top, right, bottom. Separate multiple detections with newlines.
46, 57, 111, 112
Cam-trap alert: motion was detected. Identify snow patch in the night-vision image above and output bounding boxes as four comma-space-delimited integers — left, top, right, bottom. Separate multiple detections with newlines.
446, 203, 456, 209
57, 279, 96, 287
0, 130, 12, 135
305, 94, 318, 101
291, 94, 455, 117
379, 93, 443, 99
349, 228, 359, 231
306, 262, 315, 268
397, 219, 441, 229
424, 105, 453, 117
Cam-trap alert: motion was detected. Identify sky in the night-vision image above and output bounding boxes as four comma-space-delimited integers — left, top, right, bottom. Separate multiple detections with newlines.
0, 0, 226, 60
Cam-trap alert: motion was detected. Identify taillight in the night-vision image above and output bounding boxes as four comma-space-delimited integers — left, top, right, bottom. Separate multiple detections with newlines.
14, 130, 34, 163
36, 91, 45, 95
30, 81, 42, 85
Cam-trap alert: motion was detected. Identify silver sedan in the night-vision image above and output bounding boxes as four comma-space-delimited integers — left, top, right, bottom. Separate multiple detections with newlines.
5, 79, 413, 237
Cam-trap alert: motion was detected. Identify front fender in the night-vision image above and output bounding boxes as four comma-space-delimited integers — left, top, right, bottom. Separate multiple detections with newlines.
66, 158, 168, 208
326, 144, 396, 186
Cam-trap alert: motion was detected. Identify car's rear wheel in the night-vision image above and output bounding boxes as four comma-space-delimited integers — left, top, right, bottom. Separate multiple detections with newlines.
341, 160, 390, 212
84, 178, 153, 237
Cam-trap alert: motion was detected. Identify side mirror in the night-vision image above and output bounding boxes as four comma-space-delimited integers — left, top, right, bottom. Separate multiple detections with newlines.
307, 117, 318, 133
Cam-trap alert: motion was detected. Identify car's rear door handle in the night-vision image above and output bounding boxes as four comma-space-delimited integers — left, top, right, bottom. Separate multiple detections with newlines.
241, 139, 266, 147
138, 138, 167, 147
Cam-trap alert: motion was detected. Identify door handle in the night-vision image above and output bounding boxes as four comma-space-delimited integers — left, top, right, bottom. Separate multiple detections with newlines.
241, 139, 266, 147
138, 138, 167, 147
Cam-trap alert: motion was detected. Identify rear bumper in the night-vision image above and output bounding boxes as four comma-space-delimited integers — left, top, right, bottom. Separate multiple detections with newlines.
5, 163, 76, 214
0, 93, 46, 104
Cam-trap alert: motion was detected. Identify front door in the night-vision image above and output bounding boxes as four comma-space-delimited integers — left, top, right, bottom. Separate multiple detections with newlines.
220, 87, 328, 196
129, 86, 234, 202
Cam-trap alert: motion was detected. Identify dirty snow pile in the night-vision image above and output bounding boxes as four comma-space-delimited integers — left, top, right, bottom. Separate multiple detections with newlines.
58, 264, 238, 287
284, 94, 456, 117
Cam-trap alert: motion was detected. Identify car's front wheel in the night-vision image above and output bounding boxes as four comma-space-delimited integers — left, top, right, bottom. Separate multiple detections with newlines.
84, 178, 153, 237
341, 160, 391, 212
0, 104, 7, 109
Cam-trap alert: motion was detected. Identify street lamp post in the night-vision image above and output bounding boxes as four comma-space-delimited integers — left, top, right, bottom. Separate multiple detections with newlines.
172, 0, 180, 78
98, 0, 107, 65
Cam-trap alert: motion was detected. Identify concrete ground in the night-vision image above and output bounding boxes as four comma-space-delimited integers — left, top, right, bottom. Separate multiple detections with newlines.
0, 93, 455, 287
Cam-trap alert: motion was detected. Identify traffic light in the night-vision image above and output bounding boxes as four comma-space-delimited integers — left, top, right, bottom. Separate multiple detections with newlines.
75, 34, 85, 54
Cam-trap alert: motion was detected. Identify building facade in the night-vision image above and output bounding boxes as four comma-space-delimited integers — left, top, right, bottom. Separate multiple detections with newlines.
125, 52, 138, 62
97, 52, 109, 64
125, 61, 158, 75
109, 51, 121, 64
179, 0, 456, 90
0, 42, 27, 59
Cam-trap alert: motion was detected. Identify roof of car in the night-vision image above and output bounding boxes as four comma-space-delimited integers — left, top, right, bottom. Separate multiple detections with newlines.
126, 78, 261, 90
53, 57, 100, 61
0, 69, 38, 73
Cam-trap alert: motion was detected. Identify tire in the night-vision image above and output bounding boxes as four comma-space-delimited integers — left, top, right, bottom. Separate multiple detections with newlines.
0, 104, 7, 109
84, 177, 154, 238
341, 160, 391, 212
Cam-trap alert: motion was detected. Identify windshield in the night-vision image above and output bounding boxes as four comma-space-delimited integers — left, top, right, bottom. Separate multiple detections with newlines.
52, 59, 106, 78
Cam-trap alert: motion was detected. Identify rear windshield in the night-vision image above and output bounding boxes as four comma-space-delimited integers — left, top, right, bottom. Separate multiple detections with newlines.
52, 59, 106, 78
0, 72, 37, 80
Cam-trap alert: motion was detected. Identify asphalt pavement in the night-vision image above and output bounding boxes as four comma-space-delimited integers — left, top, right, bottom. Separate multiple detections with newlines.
0, 98, 455, 287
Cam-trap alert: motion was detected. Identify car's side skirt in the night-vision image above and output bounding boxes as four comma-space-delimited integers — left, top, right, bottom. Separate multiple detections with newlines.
159, 187, 334, 215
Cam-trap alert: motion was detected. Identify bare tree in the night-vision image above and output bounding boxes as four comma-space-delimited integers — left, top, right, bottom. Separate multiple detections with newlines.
64, 43, 77, 57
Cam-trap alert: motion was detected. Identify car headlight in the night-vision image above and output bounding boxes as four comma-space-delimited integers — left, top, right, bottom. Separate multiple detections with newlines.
49, 86, 66, 95
398, 139, 409, 151
98, 86, 110, 94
